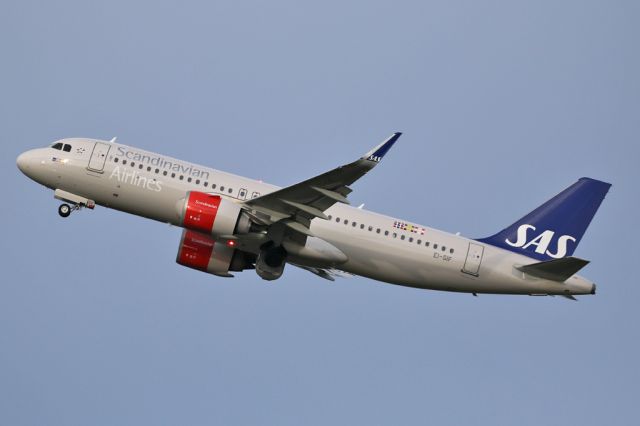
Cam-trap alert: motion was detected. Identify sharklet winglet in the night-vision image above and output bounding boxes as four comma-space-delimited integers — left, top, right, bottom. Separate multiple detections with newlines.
362, 132, 401, 163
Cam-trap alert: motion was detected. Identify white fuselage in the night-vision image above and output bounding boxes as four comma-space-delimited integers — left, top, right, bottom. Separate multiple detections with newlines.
17, 138, 596, 296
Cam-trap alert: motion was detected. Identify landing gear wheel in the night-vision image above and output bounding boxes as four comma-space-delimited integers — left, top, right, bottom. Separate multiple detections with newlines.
58, 203, 71, 218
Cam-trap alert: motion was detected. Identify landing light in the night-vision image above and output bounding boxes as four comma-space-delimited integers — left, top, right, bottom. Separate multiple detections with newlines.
227, 240, 236, 247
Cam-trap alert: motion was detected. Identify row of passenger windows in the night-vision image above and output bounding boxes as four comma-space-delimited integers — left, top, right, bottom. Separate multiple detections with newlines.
327, 215, 455, 254
110, 155, 444, 250
113, 156, 235, 193
51, 142, 72, 152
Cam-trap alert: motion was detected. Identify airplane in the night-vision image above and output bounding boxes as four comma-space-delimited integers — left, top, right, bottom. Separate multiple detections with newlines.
16, 134, 611, 298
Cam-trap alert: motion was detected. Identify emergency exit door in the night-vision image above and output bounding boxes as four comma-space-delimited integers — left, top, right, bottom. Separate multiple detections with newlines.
87, 142, 111, 172
462, 242, 484, 276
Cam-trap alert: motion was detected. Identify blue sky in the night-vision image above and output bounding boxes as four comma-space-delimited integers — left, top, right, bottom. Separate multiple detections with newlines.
1, 1, 638, 425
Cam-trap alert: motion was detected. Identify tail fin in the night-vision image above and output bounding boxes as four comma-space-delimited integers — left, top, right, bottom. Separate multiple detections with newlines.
477, 177, 611, 261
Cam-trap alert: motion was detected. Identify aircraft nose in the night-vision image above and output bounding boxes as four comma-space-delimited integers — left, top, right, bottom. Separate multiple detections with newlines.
16, 151, 30, 174
16, 149, 40, 177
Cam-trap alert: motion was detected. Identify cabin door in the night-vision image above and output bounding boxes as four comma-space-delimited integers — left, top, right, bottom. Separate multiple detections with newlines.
462, 243, 484, 276
87, 142, 111, 172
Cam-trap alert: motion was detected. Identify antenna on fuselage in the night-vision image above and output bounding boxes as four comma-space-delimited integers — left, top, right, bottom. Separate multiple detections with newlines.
109, 137, 117, 143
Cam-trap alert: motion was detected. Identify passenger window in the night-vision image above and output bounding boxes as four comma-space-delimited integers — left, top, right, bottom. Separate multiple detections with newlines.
393, 233, 397, 238
228, 188, 233, 194
139, 164, 143, 169
179, 175, 184, 180
63, 144, 71, 152
155, 168, 159, 174
417, 240, 421, 245
131, 162, 135, 167
385, 231, 389, 236
360, 224, 364, 229
114, 157, 119, 163
336, 217, 340, 222
188, 177, 192, 183
328, 215, 332, 220
171, 173, 176, 178
376, 228, 381, 234
147, 166, 152, 171
401, 235, 405, 240
204, 182, 208, 187
352, 222, 357, 227
368, 226, 373, 231
450, 248, 454, 254
442, 246, 446, 251
196, 179, 200, 185
343, 219, 348, 225
220, 186, 225, 191
163, 171, 167, 176
123, 160, 127, 165
212, 184, 217, 189
434, 244, 438, 249
409, 237, 413, 242
425, 242, 430, 247
52, 143, 63, 150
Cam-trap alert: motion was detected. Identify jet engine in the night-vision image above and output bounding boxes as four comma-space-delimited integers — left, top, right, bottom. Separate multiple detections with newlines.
176, 229, 255, 277
176, 191, 251, 237
255, 243, 287, 281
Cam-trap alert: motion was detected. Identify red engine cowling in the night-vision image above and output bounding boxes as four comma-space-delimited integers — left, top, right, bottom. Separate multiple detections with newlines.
176, 191, 250, 237
176, 229, 254, 276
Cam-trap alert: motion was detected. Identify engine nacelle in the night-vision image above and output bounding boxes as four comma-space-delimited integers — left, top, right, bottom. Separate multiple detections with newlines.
255, 244, 287, 281
176, 191, 250, 237
176, 230, 254, 277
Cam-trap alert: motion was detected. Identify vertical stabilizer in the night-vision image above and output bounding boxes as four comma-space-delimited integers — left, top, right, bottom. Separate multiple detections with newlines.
477, 178, 611, 261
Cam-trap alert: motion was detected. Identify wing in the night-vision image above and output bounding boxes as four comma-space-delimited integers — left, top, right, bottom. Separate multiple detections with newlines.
241, 132, 401, 240
291, 263, 354, 281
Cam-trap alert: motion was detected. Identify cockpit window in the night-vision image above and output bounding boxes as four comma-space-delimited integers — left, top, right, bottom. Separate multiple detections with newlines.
52, 143, 63, 150
63, 144, 72, 152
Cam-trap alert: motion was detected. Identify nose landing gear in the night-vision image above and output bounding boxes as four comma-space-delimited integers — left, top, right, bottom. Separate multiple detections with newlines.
58, 202, 89, 218
54, 189, 95, 218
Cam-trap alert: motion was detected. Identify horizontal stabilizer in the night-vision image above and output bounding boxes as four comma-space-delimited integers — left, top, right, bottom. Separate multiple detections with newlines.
516, 256, 589, 282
